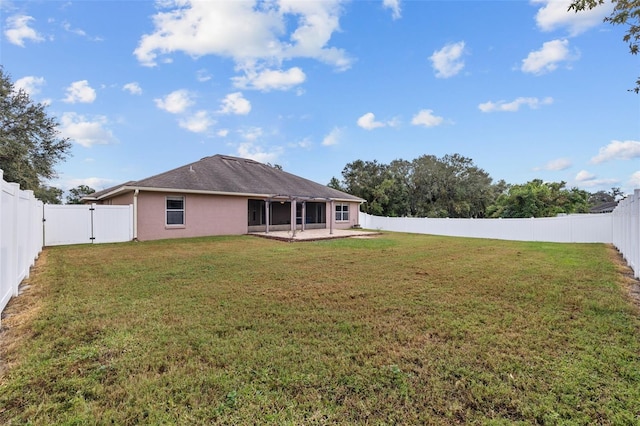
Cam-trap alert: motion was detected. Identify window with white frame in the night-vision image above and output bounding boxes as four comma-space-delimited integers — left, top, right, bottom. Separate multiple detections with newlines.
166, 196, 185, 225
335, 203, 349, 222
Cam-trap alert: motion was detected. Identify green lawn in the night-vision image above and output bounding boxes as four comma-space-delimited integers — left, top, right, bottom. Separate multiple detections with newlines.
1, 233, 639, 425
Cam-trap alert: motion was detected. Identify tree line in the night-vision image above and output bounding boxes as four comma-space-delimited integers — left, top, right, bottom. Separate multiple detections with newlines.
328, 156, 623, 218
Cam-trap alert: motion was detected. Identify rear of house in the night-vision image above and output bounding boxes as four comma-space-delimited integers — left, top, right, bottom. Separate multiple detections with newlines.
84, 155, 364, 241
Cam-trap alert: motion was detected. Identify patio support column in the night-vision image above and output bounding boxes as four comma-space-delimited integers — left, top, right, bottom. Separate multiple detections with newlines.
265, 199, 270, 234
329, 200, 334, 235
290, 198, 297, 236
301, 201, 306, 232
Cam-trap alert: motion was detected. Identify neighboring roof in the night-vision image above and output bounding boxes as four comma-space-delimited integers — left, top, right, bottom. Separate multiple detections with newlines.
589, 201, 618, 214
84, 155, 364, 202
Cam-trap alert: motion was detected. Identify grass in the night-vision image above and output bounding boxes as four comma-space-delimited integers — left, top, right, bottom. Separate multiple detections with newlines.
1, 232, 639, 425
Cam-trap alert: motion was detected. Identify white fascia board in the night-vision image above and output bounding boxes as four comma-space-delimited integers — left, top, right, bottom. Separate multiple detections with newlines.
96, 186, 364, 203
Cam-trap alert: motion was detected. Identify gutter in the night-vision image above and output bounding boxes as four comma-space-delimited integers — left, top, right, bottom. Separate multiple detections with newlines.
93, 186, 364, 204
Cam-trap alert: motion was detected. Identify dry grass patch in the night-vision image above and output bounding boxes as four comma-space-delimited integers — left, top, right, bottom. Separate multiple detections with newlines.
1, 233, 639, 425
0, 250, 49, 377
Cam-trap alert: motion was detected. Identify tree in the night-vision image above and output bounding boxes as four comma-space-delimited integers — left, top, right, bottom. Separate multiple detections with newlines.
336, 154, 497, 218
35, 185, 63, 204
487, 179, 590, 218
66, 184, 95, 204
0, 67, 72, 192
402, 154, 496, 218
327, 177, 344, 191
569, 0, 640, 93
340, 159, 390, 215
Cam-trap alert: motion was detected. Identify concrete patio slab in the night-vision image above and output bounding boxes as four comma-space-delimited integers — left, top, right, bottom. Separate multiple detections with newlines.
249, 228, 380, 242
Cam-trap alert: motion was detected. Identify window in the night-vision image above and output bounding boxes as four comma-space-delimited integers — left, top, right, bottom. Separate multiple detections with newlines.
335, 203, 349, 222
166, 196, 185, 225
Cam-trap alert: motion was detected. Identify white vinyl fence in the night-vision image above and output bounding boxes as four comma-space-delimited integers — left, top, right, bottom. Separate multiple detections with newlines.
1, 170, 134, 320
0, 171, 43, 317
612, 189, 640, 278
43, 204, 133, 246
359, 212, 613, 243
360, 191, 640, 278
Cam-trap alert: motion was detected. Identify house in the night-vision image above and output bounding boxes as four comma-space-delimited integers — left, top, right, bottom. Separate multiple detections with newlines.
83, 154, 365, 241
589, 201, 618, 214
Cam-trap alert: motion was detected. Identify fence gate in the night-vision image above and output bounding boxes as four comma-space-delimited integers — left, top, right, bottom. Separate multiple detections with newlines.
44, 204, 133, 246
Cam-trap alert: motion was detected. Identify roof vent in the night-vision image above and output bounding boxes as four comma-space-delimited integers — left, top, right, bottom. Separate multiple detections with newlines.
189, 165, 195, 172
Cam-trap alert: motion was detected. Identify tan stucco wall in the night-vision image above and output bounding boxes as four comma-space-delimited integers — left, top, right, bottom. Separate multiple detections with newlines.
98, 190, 361, 240
332, 202, 361, 230
136, 192, 247, 241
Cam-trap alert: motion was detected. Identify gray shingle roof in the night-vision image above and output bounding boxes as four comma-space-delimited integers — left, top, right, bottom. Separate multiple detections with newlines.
88, 155, 363, 202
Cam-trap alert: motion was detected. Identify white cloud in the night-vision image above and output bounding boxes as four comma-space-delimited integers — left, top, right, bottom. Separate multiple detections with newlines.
429, 41, 466, 78
154, 89, 194, 114
14, 76, 45, 96
236, 142, 282, 164
411, 109, 444, 127
539, 158, 572, 171
591, 140, 640, 164
59, 112, 117, 148
521, 39, 577, 75
62, 21, 87, 37
197, 69, 212, 82
357, 112, 385, 130
4, 14, 44, 47
239, 127, 263, 141
478, 96, 554, 112
629, 171, 640, 188
134, 1, 351, 72
532, 0, 612, 36
575, 170, 596, 182
218, 92, 251, 115
573, 170, 618, 188
217, 129, 229, 137
63, 80, 97, 104
123, 82, 142, 95
322, 127, 342, 146
290, 137, 312, 149
179, 110, 215, 133
383, 0, 402, 20
232, 67, 306, 91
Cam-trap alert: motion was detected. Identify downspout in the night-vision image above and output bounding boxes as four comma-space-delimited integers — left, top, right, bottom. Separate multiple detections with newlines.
133, 189, 139, 241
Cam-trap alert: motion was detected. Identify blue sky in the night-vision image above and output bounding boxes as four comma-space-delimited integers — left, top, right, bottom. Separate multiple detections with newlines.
2, 0, 639, 196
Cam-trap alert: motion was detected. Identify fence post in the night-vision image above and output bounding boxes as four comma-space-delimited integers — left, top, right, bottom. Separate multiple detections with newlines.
630, 189, 640, 278
0, 170, 3, 320
10, 182, 20, 297
23, 190, 34, 279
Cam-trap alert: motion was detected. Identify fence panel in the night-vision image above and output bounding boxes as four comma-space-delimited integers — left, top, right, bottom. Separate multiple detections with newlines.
359, 212, 613, 243
44, 204, 133, 246
0, 171, 43, 318
612, 189, 640, 278
92, 205, 133, 244
44, 204, 92, 246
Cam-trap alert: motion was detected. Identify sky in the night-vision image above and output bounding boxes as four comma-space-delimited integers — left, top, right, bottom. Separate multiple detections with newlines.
2, 0, 639, 197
